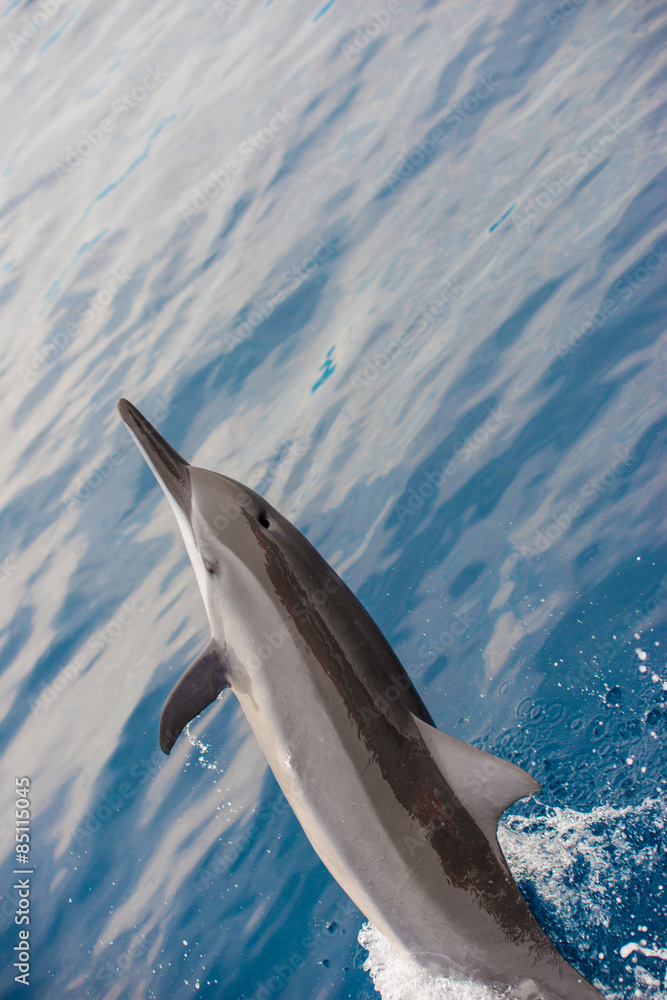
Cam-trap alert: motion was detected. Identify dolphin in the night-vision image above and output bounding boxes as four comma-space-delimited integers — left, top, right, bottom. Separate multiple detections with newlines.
117, 398, 604, 1000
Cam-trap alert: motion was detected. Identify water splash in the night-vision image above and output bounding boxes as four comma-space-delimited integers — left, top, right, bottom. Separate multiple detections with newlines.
359, 924, 499, 1000
185, 722, 218, 770
360, 798, 667, 999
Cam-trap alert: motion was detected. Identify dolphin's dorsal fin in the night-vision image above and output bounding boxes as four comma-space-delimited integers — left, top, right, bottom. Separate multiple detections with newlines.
159, 638, 230, 754
410, 713, 541, 840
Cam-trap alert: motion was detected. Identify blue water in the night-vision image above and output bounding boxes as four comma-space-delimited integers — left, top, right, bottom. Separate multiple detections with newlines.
1, 0, 666, 998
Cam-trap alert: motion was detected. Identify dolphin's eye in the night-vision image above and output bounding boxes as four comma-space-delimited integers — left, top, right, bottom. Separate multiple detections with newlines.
258, 512, 270, 529
204, 560, 216, 574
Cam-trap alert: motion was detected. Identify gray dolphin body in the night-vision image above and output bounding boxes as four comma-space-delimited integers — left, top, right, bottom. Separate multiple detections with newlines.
117, 398, 603, 1000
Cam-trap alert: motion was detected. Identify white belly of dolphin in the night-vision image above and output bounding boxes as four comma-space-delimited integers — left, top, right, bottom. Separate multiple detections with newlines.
232, 643, 473, 965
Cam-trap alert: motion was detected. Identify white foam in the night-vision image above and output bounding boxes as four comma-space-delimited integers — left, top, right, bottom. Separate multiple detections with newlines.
619, 942, 667, 962
359, 798, 666, 999
359, 924, 500, 1000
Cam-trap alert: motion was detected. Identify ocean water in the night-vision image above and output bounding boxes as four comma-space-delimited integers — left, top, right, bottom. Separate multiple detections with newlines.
0, 0, 666, 997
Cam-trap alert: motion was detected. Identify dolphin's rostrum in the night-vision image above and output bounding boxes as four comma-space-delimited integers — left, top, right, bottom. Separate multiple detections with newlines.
117, 398, 604, 1000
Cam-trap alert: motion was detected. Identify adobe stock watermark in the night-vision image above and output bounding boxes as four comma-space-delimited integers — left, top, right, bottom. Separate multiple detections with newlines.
62, 396, 177, 512
70, 932, 157, 1000
243, 574, 343, 674
592, 572, 667, 672
555, 245, 667, 360
353, 603, 482, 729
513, 116, 628, 234
383, 75, 498, 192
222, 236, 337, 351
411, 603, 481, 676
260, 440, 308, 482
352, 331, 413, 392
51, 66, 169, 180
518, 446, 637, 558
200, 795, 291, 888
393, 407, 511, 522
402, 759, 502, 858
72, 751, 163, 845
248, 899, 359, 1000
28, 599, 144, 715
62, 448, 127, 513
340, 1, 403, 63
16, 267, 131, 385
193, 437, 314, 559
387, 609, 485, 744
408, 279, 466, 335
178, 105, 298, 219
7, 0, 70, 54
352, 278, 465, 392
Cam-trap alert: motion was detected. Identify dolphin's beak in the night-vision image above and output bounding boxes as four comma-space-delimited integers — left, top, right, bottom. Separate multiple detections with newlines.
117, 398, 191, 518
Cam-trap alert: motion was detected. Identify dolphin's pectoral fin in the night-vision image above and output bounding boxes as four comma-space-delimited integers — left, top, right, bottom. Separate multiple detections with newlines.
410, 713, 541, 839
159, 638, 230, 755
